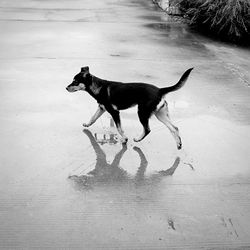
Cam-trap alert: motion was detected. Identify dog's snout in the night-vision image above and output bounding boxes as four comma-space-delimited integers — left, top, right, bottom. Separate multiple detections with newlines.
66, 84, 77, 92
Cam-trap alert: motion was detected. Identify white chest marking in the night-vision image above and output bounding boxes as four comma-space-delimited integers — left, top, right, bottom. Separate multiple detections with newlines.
112, 104, 118, 111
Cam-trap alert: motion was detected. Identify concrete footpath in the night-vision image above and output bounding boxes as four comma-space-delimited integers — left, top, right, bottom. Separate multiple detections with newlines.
0, 0, 250, 249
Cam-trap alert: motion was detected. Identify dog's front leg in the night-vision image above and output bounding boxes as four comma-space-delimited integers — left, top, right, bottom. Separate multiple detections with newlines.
107, 108, 128, 144
83, 105, 105, 127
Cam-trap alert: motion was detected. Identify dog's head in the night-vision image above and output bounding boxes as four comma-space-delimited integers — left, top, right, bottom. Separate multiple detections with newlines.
66, 66, 91, 92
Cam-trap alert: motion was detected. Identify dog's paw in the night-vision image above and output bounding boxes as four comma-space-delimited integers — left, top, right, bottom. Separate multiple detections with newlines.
177, 142, 182, 150
82, 123, 90, 127
121, 137, 128, 144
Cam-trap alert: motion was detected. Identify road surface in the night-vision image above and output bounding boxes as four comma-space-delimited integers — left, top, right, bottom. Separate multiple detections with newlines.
0, 0, 250, 249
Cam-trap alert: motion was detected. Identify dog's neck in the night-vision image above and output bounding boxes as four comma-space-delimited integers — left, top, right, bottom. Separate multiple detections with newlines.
89, 75, 102, 95
86, 74, 104, 98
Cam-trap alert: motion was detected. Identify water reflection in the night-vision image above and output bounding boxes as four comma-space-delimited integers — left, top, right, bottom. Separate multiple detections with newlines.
69, 129, 180, 190
94, 131, 118, 145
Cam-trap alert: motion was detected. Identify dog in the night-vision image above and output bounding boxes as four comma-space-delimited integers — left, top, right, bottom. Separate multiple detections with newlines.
66, 66, 193, 149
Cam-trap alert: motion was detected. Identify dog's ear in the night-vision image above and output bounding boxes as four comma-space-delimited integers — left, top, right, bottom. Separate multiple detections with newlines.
81, 66, 89, 74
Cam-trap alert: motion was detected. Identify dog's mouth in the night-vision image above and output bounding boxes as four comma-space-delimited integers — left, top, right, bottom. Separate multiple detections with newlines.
66, 86, 77, 92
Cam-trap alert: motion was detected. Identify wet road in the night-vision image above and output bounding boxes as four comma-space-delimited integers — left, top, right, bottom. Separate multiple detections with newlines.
1, 0, 250, 249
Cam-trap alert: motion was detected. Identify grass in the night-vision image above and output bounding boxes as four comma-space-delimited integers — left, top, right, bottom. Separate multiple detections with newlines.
179, 0, 250, 44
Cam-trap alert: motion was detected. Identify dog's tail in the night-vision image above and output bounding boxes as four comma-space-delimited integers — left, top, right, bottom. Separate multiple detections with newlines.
159, 68, 193, 96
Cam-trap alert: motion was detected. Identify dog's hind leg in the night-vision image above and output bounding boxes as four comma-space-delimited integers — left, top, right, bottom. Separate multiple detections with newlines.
154, 101, 182, 150
83, 105, 105, 127
134, 107, 151, 142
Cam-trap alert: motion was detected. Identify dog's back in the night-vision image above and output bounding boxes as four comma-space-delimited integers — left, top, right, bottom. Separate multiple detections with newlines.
107, 82, 161, 110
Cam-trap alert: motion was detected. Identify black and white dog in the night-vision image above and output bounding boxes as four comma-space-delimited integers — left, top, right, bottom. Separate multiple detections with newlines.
66, 66, 193, 149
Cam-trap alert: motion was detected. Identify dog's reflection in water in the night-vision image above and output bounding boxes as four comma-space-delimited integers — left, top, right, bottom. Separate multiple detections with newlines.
94, 131, 118, 145
69, 129, 180, 190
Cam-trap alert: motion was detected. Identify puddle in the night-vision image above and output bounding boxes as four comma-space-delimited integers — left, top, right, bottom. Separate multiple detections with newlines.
68, 129, 181, 191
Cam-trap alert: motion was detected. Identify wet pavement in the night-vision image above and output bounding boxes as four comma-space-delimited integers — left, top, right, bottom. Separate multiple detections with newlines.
0, 0, 250, 249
